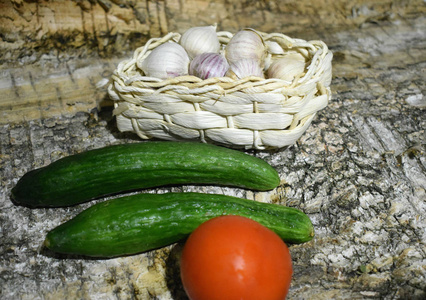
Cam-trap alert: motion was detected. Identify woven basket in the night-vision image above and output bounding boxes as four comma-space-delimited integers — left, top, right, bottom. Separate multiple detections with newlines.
107, 30, 333, 150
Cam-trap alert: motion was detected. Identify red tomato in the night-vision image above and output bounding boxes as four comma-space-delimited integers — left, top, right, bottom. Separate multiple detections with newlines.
180, 215, 293, 300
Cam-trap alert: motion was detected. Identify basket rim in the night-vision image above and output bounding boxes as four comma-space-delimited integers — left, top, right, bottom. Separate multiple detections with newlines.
110, 29, 332, 89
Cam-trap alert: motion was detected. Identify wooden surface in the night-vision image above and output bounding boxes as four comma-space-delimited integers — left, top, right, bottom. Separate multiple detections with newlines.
1, 0, 425, 299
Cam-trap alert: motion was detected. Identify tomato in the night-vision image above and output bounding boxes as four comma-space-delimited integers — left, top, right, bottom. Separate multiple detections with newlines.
180, 215, 293, 300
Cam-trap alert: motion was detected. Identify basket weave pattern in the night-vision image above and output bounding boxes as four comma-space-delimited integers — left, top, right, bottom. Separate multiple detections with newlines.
108, 31, 333, 150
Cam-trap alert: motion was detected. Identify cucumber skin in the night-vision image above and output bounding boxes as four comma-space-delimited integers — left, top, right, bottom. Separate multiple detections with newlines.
44, 192, 314, 258
11, 141, 280, 208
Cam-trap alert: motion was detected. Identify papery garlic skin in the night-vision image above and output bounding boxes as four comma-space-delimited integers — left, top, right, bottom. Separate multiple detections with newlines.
180, 25, 221, 59
225, 29, 266, 66
227, 58, 265, 79
266, 53, 306, 82
141, 42, 190, 79
189, 53, 229, 79
265, 41, 285, 55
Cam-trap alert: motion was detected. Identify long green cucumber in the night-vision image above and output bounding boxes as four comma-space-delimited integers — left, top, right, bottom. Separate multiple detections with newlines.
11, 141, 280, 208
44, 192, 314, 257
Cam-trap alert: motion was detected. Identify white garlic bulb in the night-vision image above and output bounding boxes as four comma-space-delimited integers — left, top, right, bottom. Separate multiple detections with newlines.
227, 58, 265, 79
225, 29, 266, 66
140, 42, 190, 79
189, 53, 229, 79
180, 25, 221, 59
266, 53, 306, 82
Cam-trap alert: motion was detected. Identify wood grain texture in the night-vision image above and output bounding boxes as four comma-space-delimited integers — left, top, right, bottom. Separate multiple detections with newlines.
1, 0, 425, 299
1, 0, 425, 124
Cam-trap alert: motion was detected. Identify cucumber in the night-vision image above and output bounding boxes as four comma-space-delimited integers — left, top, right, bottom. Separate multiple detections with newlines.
44, 192, 314, 257
11, 141, 280, 208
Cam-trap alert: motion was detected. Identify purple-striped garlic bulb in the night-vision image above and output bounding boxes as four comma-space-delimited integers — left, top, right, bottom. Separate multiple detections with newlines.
227, 58, 265, 79
189, 53, 229, 79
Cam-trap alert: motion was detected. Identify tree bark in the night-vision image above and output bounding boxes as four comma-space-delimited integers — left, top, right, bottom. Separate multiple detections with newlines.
1, 0, 424, 124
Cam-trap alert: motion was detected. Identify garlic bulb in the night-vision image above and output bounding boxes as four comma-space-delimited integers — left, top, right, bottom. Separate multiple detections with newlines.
266, 53, 306, 82
189, 53, 229, 79
225, 29, 266, 66
140, 42, 190, 79
227, 58, 265, 79
180, 25, 221, 59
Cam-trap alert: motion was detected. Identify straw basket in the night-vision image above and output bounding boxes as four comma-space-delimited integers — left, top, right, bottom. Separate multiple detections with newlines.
107, 30, 333, 150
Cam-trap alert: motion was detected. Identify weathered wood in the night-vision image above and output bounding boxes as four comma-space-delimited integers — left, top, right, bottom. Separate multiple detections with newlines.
0, 0, 425, 299
1, 0, 425, 124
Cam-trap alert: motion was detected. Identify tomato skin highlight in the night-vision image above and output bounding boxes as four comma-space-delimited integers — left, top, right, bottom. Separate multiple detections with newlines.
180, 215, 293, 300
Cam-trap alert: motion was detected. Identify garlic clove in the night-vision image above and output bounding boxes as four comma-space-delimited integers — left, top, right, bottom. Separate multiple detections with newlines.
266, 53, 306, 82
227, 58, 265, 79
225, 29, 266, 67
265, 41, 285, 55
140, 42, 190, 79
180, 25, 221, 59
189, 52, 229, 79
